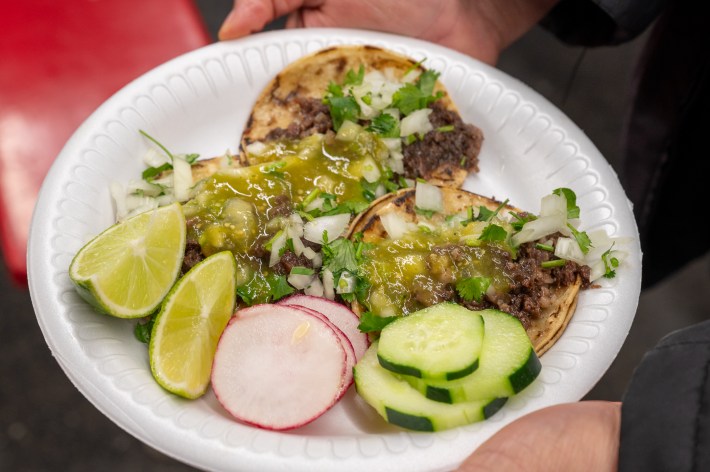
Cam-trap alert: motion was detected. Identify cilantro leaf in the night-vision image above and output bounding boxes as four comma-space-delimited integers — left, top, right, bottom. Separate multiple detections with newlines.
416, 69, 440, 96
455, 276, 491, 302
414, 206, 436, 218
602, 243, 619, 278
325, 95, 360, 130
567, 223, 592, 254
479, 224, 508, 242
510, 212, 537, 231
344, 65, 365, 86
474, 206, 495, 222
367, 113, 400, 138
358, 311, 398, 333
322, 238, 359, 274
134, 317, 155, 344
266, 274, 294, 301
553, 187, 581, 219
142, 163, 173, 182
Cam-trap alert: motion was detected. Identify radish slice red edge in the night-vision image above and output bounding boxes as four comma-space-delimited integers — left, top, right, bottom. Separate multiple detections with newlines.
211, 304, 347, 431
288, 304, 356, 398
278, 294, 369, 361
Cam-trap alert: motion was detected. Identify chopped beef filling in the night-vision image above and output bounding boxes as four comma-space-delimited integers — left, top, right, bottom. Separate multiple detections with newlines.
264, 96, 333, 141
182, 239, 205, 275
424, 236, 591, 329
403, 102, 483, 179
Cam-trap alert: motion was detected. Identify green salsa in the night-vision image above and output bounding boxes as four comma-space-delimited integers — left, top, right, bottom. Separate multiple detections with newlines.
358, 217, 517, 317
182, 132, 391, 305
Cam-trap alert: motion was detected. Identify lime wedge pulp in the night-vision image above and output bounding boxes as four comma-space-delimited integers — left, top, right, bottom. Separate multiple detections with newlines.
69, 203, 187, 318
149, 251, 237, 399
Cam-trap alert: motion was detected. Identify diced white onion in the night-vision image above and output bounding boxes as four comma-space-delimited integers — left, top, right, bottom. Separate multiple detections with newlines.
269, 232, 287, 267
245, 141, 267, 156
311, 252, 323, 269
304, 197, 325, 212
361, 156, 381, 183
386, 158, 405, 175
588, 249, 628, 282
400, 108, 433, 137
539, 193, 568, 218
110, 182, 127, 221
287, 272, 314, 290
143, 148, 169, 167
290, 236, 306, 257
304, 276, 325, 297
375, 183, 387, 198
303, 214, 351, 244
336, 271, 356, 294
554, 237, 586, 265
302, 247, 317, 260
336, 120, 362, 142
322, 269, 335, 300
126, 179, 163, 197
381, 137, 402, 153
172, 156, 193, 202
380, 211, 417, 239
415, 181, 444, 213
511, 214, 567, 246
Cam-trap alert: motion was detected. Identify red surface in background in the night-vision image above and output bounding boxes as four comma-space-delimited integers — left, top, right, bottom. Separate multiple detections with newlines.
0, 0, 211, 285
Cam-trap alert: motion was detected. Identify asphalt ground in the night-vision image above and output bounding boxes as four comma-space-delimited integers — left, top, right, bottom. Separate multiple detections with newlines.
2, 2, 708, 470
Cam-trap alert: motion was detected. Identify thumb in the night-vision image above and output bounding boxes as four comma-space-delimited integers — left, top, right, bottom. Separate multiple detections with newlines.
218, 0, 299, 40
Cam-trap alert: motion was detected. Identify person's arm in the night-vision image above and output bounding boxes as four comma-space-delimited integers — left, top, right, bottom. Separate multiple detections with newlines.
456, 401, 621, 471
218, 0, 560, 65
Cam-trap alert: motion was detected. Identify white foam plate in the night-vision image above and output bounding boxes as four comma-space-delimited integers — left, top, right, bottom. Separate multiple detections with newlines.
28, 28, 642, 471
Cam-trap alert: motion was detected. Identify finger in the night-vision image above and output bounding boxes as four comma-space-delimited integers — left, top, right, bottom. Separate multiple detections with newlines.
457, 402, 621, 472
219, 0, 308, 40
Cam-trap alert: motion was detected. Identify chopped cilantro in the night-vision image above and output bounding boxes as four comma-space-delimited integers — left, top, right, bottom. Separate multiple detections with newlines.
142, 163, 172, 182
510, 212, 537, 231
392, 70, 444, 115
535, 243, 555, 252
367, 113, 400, 138
414, 206, 437, 218
358, 311, 398, 333
553, 188, 580, 219
455, 276, 490, 302
602, 243, 619, 278
322, 238, 359, 274
139, 129, 174, 161
474, 206, 496, 222
437, 124, 455, 133
184, 153, 200, 164
134, 317, 154, 344
541, 259, 566, 269
266, 274, 294, 301
325, 95, 360, 131
479, 224, 508, 242
344, 65, 365, 86
360, 178, 381, 202
567, 223, 592, 254
290, 266, 315, 276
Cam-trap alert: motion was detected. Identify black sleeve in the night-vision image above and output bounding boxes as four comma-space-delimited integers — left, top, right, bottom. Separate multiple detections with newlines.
619, 320, 710, 471
541, 0, 669, 46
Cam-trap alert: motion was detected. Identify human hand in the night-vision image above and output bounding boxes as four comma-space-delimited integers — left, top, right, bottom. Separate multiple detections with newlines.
457, 401, 620, 472
218, 0, 560, 65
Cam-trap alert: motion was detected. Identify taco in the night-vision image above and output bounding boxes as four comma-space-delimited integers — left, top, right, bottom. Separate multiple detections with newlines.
345, 185, 598, 355
240, 45, 484, 188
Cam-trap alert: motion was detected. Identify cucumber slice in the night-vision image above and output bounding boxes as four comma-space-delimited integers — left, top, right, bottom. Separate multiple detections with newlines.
354, 341, 503, 431
407, 309, 541, 404
376, 303, 484, 380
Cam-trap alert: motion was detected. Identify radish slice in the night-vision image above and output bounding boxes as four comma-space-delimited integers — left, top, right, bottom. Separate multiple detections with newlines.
288, 305, 356, 397
278, 294, 370, 361
211, 304, 346, 431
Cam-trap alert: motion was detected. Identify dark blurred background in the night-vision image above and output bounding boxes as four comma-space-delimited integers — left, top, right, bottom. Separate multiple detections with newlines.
1, 1, 708, 471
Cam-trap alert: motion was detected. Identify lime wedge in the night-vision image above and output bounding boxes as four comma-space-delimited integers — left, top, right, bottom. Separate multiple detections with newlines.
69, 203, 186, 319
149, 251, 237, 399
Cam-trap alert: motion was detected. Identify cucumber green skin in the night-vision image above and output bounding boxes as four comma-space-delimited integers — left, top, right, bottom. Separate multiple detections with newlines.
406, 309, 541, 404
376, 303, 484, 381
354, 341, 501, 432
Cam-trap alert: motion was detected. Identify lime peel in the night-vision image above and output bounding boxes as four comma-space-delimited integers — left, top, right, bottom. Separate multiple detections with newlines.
69, 203, 186, 318
149, 251, 237, 399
